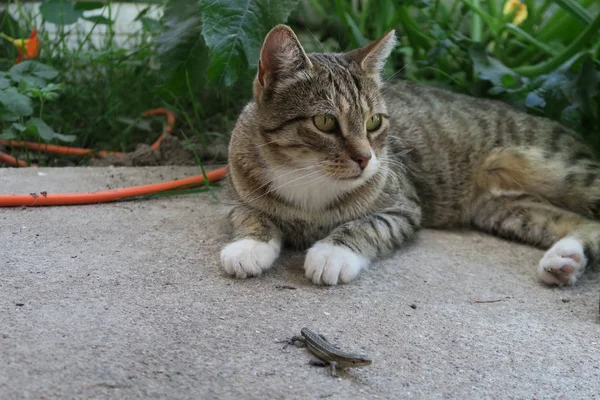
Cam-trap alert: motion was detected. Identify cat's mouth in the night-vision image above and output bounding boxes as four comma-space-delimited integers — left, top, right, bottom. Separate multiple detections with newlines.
322, 156, 379, 182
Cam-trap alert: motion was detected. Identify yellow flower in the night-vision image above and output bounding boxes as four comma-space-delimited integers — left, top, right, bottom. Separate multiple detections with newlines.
503, 0, 528, 25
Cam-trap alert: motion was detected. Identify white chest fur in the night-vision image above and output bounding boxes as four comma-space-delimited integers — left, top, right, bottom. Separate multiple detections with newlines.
268, 152, 379, 210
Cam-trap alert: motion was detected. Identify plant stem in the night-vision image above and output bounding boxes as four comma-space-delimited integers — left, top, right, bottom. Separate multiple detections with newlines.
39, 98, 44, 119
432, 0, 441, 20
514, 12, 600, 77
471, 0, 483, 42
485, 0, 497, 17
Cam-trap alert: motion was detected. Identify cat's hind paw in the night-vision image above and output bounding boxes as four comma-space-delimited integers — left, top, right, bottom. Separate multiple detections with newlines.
304, 242, 370, 285
537, 237, 587, 286
221, 239, 281, 279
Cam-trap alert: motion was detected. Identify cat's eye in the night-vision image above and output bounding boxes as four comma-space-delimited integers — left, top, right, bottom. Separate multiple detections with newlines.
313, 114, 337, 133
366, 114, 382, 131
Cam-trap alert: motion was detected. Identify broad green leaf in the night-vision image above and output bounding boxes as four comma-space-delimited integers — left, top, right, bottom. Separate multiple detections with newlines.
18, 78, 41, 97
560, 104, 582, 130
201, 0, 300, 86
73, 1, 105, 11
469, 45, 523, 88
16, 75, 47, 88
82, 15, 113, 25
12, 122, 27, 132
156, 0, 206, 91
10, 61, 59, 80
500, 74, 517, 87
0, 77, 10, 89
525, 91, 546, 108
0, 88, 33, 117
0, 126, 18, 139
26, 117, 76, 142
0, 111, 18, 122
26, 117, 54, 140
40, 0, 83, 25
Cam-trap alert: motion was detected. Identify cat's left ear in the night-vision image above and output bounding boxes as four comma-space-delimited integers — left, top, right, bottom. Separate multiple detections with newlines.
346, 30, 396, 86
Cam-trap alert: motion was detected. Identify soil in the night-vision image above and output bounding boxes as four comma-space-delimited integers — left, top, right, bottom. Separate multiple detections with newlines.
90, 135, 228, 167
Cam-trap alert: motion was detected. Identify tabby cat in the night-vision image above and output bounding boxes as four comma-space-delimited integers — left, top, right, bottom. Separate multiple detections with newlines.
220, 24, 600, 286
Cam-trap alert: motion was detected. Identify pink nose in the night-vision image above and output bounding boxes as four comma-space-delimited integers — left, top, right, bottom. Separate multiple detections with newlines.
354, 154, 371, 169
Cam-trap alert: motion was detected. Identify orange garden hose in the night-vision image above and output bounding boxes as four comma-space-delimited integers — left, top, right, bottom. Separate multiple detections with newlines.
0, 167, 228, 207
0, 108, 229, 207
0, 150, 36, 168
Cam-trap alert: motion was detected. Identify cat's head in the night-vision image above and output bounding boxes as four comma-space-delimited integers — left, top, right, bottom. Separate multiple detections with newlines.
251, 25, 396, 186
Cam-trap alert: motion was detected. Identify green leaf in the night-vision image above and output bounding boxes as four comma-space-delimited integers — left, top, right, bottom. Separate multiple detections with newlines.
552, 0, 592, 25
26, 117, 76, 142
11, 123, 26, 133
201, 0, 300, 86
27, 117, 54, 140
156, 0, 206, 92
0, 77, 10, 89
51, 132, 77, 142
134, 6, 151, 20
0, 88, 33, 117
0, 111, 18, 122
525, 91, 546, 108
40, 0, 83, 25
560, 104, 582, 130
82, 15, 113, 25
572, 57, 600, 119
10, 61, 59, 80
469, 45, 523, 88
0, 126, 18, 140
73, 1, 105, 11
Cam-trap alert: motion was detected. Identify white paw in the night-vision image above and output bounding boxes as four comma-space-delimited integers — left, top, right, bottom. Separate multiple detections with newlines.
304, 242, 370, 285
538, 237, 587, 286
220, 239, 280, 279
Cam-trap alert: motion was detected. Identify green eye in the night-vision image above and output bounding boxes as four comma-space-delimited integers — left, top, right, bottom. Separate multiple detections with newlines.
366, 114, 382, 131
313, 114, 337, 133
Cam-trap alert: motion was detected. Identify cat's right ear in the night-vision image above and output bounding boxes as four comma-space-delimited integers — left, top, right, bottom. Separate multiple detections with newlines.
345, 30, 396, 86
254, 25, 312, 101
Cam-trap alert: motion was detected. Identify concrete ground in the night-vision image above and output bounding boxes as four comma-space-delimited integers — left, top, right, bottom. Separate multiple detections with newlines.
1, 166, 599, 400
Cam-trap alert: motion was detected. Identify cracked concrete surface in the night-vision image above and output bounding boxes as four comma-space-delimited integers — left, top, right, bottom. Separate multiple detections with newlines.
1, 166, 599, 399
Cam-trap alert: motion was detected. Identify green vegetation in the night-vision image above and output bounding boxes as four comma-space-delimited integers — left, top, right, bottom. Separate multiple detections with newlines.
0, 0, 599, 165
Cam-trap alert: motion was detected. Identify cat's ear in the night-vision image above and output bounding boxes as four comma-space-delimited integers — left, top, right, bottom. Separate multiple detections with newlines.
254, 25, 312, 99
346, 30, 396, 85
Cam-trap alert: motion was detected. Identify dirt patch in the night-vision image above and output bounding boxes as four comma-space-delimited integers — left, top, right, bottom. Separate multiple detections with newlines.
91, 135, 228, 167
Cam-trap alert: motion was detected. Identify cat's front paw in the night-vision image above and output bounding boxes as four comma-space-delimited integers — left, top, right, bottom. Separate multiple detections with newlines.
304, 242, 370, 285
221, 239, 281, 279
537, 237, 587, 286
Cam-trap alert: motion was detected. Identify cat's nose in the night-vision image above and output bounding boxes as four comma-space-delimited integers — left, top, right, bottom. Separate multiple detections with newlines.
353, 154, 371, 169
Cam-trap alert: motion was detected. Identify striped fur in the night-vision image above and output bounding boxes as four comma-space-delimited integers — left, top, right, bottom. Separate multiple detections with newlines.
221, 25, 600, 286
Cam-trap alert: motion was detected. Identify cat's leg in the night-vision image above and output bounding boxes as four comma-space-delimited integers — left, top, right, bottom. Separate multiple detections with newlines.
304, 203, 422, 285
220, 206, 282, 278
470, 194, 600, 285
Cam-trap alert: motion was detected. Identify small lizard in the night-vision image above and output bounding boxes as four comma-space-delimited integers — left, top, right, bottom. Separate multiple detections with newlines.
284, 327, 372, 377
